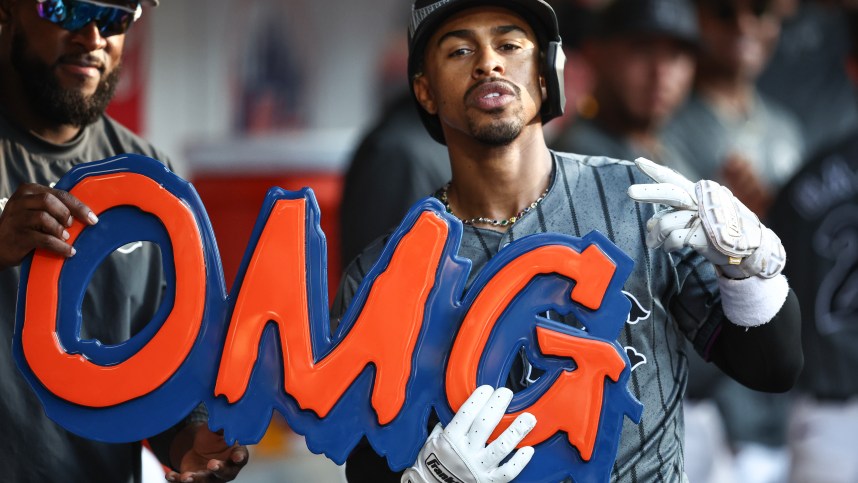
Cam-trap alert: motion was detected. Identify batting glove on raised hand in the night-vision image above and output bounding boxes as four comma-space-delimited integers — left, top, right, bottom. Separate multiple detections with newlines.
627, 157, 786, 279
401, 386, 536, 483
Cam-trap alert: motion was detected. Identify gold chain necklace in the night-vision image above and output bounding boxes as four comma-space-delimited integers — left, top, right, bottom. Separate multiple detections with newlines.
439, 182, 549, 228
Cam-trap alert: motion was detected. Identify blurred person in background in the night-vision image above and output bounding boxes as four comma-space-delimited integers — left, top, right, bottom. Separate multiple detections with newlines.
551, 0, 699, 178
664, 0, 805, 218
339, 90, 449, 265
0, 1, 247, 481
339, 21, 450, 266
767, 9, 858, 483
758, 0, 858, 156
663, 1, 805, 481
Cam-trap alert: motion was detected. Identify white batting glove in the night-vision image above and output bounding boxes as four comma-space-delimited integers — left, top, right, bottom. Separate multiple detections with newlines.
401, 386, 536, 483
627, 157, 786, 279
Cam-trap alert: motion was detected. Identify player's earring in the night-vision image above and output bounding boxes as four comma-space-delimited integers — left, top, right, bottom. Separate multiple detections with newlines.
413, 74, 437, 115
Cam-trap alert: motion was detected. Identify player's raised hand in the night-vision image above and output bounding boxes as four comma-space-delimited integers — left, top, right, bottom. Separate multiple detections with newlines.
627, 157, 785, 279
0, 183, 97, 270
402, 386, 536, 483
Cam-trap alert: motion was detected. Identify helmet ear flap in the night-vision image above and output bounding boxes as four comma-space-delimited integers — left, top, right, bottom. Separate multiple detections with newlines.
541, 40, 566, 122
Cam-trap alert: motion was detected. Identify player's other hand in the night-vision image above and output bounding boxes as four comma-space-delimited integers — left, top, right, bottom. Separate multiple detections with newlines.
165, 423, 248, 482
627, 157, 785, 279
0, 183, 98, 270
402, 386, 536, 483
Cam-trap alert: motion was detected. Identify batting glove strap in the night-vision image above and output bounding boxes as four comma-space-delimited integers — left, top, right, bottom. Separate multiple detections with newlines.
403, 425, 476, 483
718, 273, 790, 327
748, 227, 786, 279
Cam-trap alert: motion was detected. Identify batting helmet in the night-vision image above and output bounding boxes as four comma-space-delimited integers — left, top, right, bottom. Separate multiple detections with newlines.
407, 0, 566, 144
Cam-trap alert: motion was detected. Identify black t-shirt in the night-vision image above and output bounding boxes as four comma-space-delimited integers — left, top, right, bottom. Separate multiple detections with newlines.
0, 112, 172, 483
768, 132, 858, 400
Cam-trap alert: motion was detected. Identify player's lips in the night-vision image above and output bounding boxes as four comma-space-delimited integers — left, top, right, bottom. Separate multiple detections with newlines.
57, 55, 105, 79
466, 80, 518, 110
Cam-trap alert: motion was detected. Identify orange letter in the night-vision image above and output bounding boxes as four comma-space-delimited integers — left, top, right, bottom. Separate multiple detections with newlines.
215, 202, 447, 424
22, 173, 206, 407
446, 244, 624, 460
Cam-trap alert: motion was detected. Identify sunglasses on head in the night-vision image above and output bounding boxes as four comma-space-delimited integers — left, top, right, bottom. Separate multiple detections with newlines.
36, 0, 142, 37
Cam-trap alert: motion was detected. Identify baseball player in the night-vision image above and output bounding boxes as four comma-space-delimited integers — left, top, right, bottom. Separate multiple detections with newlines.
335, 0, 803, 481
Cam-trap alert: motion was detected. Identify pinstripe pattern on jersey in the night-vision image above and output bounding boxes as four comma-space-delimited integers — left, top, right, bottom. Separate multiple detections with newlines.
334, 151, 724, 482
626, 164, 671, 480
591, 166, 645, 482
558, 162, 581, 237
471, 226, 495, 261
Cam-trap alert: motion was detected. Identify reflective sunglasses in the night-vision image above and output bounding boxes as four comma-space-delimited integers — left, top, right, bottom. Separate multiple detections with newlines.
36, 0, 142, 37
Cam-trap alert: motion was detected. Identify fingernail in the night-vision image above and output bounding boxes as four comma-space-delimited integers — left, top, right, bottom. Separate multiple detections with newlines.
69, 247, 76, 257
62, 230, 70, 240
87, 212, 99, 224
67, 215, 73, 227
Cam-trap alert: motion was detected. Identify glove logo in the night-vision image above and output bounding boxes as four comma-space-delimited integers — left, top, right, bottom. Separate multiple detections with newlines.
726, 217, 741, 240
425, 453, 465, 483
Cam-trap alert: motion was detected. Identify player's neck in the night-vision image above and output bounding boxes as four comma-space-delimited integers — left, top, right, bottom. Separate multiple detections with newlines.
22, 116, 82, 145
444, 129, 553, 232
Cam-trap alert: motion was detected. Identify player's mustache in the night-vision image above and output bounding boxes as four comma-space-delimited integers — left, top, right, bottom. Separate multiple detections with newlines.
464, 78, 520, 102
57, 53, 106, 72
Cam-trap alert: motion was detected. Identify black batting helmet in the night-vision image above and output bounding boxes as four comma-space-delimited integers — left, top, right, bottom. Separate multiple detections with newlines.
407, 0, 566, 144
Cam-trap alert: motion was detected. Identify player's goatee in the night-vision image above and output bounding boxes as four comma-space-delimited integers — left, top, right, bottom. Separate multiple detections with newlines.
471, 118, 524, 146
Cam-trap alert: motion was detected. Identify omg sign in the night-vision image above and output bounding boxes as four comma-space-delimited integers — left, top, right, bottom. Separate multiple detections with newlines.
13, 155, 642, 482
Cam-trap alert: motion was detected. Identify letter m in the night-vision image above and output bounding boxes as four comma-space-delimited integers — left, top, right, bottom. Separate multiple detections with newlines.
214, 190, 450, 425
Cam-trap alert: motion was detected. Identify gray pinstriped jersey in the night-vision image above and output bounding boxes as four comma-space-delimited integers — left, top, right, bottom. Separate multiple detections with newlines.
336, 151, 724, 482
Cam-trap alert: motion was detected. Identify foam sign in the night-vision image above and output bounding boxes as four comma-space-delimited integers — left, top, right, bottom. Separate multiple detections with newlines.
13, 154, 642, 482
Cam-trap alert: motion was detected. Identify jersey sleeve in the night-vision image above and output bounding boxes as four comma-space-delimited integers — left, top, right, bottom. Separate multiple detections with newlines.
667, 247, 726, 360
